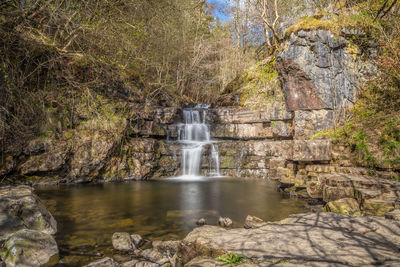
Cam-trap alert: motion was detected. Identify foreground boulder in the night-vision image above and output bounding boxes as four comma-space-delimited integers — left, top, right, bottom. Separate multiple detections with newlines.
1, 229, 58, 267
180, 212, 400, 265
0, 186, 57, 241
112, 232, 136, 252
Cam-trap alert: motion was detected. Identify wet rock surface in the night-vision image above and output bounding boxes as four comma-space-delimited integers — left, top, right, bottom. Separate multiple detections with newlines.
196, 218, 206, 226
218, 216, 233, 228
180, 212, 400, 266
243, 215, 265, 229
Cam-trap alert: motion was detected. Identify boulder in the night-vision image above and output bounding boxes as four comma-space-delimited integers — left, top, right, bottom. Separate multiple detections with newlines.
244, 215, 265, 229
196, 218, 206, 226
1, 229, 58, 267
112, 232, 135, 251
323, 198, 362, 216
130, 234, 143, 248
218, 217, 233, 228
180, 213, 400, 265
84, 257, 118, 267
0, 186, 57, 241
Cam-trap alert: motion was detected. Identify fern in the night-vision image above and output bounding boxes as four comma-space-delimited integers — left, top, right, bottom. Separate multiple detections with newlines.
217, 253, 246, 266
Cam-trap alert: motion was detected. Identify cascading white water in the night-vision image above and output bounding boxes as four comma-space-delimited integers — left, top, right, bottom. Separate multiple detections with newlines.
176, 106, 221, 179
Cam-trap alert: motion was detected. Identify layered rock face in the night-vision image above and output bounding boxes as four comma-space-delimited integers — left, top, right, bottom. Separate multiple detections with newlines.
277, 29, 377, 139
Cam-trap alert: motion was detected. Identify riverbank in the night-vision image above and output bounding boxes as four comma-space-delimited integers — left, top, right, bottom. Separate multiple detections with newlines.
86, 213, 400, 267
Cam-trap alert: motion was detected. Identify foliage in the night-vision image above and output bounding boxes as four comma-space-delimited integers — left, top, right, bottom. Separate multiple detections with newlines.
0, 0, 250, 153
217, 253, 246, 266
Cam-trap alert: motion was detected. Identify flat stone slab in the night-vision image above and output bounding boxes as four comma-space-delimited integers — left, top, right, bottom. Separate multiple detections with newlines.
181, 212, 400, 266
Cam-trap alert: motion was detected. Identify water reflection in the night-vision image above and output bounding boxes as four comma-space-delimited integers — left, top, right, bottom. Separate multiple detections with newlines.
36, 179, 307, 265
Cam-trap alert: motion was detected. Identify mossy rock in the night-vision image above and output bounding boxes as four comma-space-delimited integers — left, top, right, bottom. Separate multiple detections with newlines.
323, 198, 363, 216
362, 199, 395, 216
2, 229, 59, 267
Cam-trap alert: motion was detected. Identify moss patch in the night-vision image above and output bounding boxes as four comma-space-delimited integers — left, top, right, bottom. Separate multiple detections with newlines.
222, 56, 284, 109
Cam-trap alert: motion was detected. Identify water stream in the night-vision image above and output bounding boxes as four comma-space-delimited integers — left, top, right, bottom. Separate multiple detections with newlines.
175, 106, 220, 179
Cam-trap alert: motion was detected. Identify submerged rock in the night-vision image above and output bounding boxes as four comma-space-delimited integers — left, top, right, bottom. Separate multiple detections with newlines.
112, 232, 136, 251
218, 216, 233, 228
84, 257, 118, 267
0, 185, 57, 241
130, 234, 143, 249
323, 198, 362, 216
244, 215, 265, 229
196, 218, 206, 226
1, 229, 58, 267
180, 212, 400, 265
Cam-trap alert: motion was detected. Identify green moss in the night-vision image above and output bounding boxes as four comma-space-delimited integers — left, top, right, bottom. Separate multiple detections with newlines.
323, 198, 363, 216
223, 56, 283, 109
362, 199, 395, 216
285, 16, 343, 37
64, 131, 74, 140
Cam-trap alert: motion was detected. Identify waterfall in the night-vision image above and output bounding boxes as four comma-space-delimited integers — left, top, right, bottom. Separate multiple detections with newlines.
175, 106, 221, 179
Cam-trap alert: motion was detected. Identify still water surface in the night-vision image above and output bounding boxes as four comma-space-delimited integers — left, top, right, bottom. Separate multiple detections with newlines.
36, 178, 307, 265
